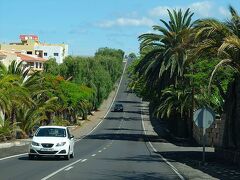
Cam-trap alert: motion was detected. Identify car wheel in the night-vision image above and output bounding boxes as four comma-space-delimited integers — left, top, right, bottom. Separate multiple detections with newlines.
64, 148, 70, 160
28, 154, 34, 160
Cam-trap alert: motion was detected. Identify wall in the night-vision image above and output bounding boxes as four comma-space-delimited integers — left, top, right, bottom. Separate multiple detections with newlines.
0, 52, 21, 67
0, 43, 34, 53
193, 114, 225, 147
34, 45, 64, 64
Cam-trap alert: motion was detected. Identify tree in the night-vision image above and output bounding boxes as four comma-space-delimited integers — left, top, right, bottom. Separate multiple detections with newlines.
195, 6, 240, 149
128, 53, 137, 60
95, 47, 124, 60
0, 46, 125, 141
43, 58, 59, 75
135, 8, 196, 137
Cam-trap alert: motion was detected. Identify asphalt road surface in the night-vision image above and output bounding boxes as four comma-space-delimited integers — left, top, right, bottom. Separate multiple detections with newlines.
0, 61, 181, 180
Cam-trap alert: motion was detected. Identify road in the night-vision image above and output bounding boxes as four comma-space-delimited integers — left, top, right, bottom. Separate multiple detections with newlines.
0, 61, 181, 180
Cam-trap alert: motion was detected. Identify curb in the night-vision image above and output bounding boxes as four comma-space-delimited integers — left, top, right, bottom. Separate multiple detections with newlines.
0, 139, 31, 149
0, 62, 125, 150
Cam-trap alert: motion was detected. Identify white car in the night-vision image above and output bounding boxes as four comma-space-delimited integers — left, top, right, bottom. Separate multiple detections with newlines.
29, 126, 74, 160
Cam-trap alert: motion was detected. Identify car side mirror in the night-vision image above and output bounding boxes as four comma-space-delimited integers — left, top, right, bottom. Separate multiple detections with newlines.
70, 135, 74, 139
29, 134, 33, 138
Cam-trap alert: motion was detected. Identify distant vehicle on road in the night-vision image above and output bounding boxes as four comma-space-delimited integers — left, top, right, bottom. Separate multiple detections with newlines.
29, 126, 74, 160
114, 103, 123, 112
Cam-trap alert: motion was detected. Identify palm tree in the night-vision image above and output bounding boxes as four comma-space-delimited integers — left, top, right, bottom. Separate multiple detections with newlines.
195, 6, 240, 149
16, 96, 58, 137
0, 61, 46, 138
136, 8, 196, 137
137, 8, 195, 83
194, 7, 240, 85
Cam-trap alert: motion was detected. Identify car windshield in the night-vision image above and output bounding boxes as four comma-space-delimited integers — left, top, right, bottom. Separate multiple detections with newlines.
35, 128, 66, 137
115, 104, 122, 107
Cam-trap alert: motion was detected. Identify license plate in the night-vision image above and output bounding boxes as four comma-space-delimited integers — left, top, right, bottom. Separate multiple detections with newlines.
41, 148, 53, 151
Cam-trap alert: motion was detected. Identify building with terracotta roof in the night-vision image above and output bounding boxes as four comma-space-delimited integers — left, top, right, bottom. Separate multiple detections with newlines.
0, 35, 68, 64
0, 50, 46, 71
16, 52, 46, 71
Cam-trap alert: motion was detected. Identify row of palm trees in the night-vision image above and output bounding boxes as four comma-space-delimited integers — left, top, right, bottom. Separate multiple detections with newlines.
0, 61, 94, 140
131, 6, 240, 149
0, 47, 124, 141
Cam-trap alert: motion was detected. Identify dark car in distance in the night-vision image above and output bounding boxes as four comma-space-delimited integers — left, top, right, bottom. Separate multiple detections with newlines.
114, 104, 123, 112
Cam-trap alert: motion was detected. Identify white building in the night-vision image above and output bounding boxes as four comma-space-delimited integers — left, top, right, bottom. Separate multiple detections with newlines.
34, 44, 68, 64
16, 52, 46, 71
0, 35, 68, 64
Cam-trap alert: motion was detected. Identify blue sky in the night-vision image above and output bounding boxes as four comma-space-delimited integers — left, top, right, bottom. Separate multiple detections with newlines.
0, 0, 239, 56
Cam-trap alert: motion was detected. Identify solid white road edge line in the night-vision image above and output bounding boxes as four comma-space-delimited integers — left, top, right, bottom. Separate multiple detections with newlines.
140, 99, 185, 180
0, 153, 28, 161
41, 159, 82, 180
0, 62, 126, 161
41, 61, 128, 179
75, 61, 128, 143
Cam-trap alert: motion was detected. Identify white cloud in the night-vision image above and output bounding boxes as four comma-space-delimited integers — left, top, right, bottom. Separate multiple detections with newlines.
149, 1, 213, 18
188, 1, 212, 17
149, 6, 170, 17
97, 17, 154, 28
219, 7, 230, 17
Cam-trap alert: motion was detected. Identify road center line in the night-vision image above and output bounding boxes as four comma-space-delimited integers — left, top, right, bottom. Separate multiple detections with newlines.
140, 100, 185, 180
40, 62, 128, 179
75, 61, 128, 143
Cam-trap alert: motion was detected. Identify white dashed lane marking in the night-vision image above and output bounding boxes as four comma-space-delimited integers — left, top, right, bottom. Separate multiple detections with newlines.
91, 154, 96, 157
64, 167, 73, 171
41, 159, 82, 180
81, 159, 87, 162
40, 62, 129, 180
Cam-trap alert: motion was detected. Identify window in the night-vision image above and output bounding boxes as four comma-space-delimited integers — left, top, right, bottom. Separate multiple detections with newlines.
28, 62, 34, 67
44, 52, 47, 56
27, 51, 32, 55
36, 62, 38, 68
35, 128, 66, 137
39, 63, 42, 68
54, 53, 59, 56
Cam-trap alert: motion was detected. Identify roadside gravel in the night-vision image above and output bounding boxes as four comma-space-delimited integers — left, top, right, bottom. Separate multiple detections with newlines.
70, 85, 118, 139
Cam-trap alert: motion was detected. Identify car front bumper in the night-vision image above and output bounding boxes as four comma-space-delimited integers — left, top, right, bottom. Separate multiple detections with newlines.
29, 144, 69, 156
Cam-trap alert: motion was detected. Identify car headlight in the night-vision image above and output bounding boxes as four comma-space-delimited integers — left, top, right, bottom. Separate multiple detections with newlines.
32, 141, 40, 146
56, 142, 66, 146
